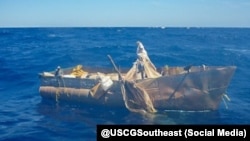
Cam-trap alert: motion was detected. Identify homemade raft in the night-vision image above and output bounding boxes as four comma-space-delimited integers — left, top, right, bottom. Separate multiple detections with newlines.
39, 41, 236, 113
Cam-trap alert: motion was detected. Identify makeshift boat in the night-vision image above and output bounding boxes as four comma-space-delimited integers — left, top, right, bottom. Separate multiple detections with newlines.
38, 41, 236, 113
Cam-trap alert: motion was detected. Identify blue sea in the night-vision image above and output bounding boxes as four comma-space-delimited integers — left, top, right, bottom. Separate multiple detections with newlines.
0, 27, 249, 140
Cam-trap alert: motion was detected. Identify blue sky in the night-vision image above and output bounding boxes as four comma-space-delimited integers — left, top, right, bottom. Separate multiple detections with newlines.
0, 0, 250, 27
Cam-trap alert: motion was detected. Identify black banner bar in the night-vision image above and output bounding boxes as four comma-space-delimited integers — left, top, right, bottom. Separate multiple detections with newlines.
97, 125, 250, 140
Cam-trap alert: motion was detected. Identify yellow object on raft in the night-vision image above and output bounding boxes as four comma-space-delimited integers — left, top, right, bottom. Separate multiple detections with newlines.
70, 65, 87, 77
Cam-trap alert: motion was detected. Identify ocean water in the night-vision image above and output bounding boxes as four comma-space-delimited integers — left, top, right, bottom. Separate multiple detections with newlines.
0, 27, 249, 140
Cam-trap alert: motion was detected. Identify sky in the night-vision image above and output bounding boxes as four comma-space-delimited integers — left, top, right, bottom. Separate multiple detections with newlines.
0, 0, 250, 27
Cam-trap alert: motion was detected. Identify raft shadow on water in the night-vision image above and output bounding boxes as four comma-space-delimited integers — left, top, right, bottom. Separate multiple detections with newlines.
36, 98, 222, 125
